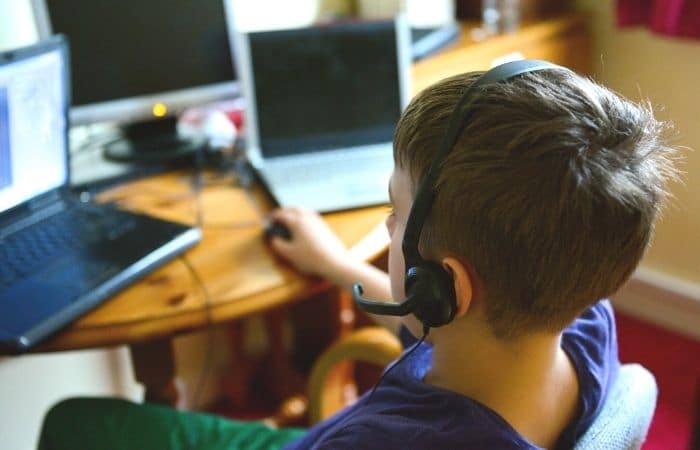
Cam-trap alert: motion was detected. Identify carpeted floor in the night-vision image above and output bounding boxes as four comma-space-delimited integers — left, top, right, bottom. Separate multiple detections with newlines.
615, 311, 700, 450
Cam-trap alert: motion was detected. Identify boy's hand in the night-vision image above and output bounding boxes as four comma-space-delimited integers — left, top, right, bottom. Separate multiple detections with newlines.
267, 207, 349, 281
267, 207, 396, 332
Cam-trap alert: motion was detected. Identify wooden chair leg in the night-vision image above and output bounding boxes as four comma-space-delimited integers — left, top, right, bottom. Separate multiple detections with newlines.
130, 338, 185, 408
332, 288, 360, 407
219, 320, 259, 410
267, 287, 358, 427
260, 307, 307, 404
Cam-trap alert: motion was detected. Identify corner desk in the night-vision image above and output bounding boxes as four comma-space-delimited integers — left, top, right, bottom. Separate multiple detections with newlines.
34, 13, 591, 405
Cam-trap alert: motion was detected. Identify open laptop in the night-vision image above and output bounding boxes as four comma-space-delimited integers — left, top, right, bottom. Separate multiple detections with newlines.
0, 36, 201, 354
230, 18, 412, 212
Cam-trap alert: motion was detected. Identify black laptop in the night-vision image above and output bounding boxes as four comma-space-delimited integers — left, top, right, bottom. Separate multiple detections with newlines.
0, 36, 201, 354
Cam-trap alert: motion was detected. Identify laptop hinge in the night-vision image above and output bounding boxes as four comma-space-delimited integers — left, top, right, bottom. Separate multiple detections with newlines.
0, 190, 67, 240
28, 190, 65, 212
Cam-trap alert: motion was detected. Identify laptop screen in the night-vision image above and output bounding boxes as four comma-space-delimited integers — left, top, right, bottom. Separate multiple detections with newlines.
248, 21, 403, 158
0, 47, 67, 213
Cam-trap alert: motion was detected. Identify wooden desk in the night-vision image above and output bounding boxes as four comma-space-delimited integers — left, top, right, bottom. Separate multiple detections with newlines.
38, 172, 390, 352
34, 171, 390, 404
36, 13, 591, 404
411, 13, 591, 94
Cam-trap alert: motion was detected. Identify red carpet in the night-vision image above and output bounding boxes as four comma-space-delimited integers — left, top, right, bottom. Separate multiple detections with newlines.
615, 312, 700, 450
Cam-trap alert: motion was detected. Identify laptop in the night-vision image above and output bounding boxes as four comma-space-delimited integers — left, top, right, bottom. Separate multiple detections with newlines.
0, 36, 201, 354
230, 18, 412, 212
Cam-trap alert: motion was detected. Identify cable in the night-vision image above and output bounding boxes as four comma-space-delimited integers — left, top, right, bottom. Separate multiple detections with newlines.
181, 143, 215, 413
186, 142, 264, 230
179, 254, 216, 413
365, 324, 431, 404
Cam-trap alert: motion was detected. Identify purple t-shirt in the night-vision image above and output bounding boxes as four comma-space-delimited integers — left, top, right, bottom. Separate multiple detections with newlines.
284, 300, 619, 450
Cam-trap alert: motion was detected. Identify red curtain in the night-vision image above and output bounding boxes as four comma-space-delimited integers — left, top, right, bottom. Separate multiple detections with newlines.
616, 0, 700, 39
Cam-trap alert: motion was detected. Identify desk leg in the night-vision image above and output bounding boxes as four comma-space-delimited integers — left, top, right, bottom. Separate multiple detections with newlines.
129, 338, 184, 408
263, 306, 308, 401
269, 287, 357, 426
219, 321, 258, 409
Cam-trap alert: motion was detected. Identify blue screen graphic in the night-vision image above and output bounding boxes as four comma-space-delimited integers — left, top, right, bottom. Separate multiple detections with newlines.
0, 87, 11, 190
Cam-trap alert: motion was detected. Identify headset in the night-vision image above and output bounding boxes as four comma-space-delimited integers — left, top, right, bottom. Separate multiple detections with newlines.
352, 59, 565, 329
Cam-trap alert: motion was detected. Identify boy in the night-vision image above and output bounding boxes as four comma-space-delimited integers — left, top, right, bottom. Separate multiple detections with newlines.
266, 63, 677, 449
39, 63, 676, 449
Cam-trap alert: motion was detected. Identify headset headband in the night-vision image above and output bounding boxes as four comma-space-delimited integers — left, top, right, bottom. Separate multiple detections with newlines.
401, 60, 564, 269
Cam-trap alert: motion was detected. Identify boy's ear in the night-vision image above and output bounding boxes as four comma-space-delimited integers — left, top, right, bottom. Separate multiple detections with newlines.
441, 257, 473, 319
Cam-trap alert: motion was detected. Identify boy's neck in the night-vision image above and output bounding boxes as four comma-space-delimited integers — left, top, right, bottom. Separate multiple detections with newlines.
425, 317, 579, 448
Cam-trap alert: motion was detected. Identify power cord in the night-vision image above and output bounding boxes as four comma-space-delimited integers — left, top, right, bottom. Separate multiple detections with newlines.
179, 254, 216, 414
185, 137, 263, 230
179, 139, 219, 415
180, 135, 264, 413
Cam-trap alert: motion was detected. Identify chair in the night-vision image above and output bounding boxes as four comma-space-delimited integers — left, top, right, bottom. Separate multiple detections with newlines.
307, 327, 658, 450
573, 363, 658, 450
693, 377, 700, 450
307, 326, 402, 424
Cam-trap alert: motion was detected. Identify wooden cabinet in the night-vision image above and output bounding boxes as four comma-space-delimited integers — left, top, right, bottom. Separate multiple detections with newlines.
411, 13, 591, 95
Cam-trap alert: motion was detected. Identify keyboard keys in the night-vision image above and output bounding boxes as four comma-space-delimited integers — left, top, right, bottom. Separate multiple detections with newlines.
0, 206, 137, 288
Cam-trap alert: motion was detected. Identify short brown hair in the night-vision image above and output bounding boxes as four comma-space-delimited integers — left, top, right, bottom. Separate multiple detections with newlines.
394, 69, 678, 339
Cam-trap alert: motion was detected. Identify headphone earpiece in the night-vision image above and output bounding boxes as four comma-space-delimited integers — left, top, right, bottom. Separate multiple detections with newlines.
405, 263, 456, 328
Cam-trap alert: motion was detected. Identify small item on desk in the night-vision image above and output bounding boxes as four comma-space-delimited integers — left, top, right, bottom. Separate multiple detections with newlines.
180, 104, 239, 151
263, 220, 293, 241
411, 23, 461, 61
481, 0, 521, 35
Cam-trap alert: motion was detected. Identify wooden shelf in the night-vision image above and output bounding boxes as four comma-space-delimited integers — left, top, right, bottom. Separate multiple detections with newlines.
411, 13, 592, 95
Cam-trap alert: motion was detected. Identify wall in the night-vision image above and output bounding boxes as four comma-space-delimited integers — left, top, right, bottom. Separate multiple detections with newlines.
575, 0, 700, 285
0, 0, 37, 51
573, 0, 700, 338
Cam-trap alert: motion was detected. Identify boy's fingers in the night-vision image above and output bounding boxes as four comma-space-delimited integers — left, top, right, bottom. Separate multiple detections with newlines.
269, 236, 292, 255
269, 208, 299, 228
268, 209, 287, 223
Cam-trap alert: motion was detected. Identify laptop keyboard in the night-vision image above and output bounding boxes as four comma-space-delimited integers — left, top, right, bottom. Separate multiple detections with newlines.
263, 145, 394, 187
0, 205, 137, 288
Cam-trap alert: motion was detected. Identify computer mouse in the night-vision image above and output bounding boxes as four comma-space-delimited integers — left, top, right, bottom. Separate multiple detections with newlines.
263, 220, 292, 241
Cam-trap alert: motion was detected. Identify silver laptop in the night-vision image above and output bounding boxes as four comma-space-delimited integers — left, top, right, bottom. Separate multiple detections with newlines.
230, 18, 412, 212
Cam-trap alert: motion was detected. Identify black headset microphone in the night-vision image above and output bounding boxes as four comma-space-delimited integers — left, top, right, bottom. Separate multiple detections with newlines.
352, 59, 565, 331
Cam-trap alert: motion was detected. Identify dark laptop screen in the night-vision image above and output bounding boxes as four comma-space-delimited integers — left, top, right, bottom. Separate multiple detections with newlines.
249, 21, 402, 158
44, 0, 235, 106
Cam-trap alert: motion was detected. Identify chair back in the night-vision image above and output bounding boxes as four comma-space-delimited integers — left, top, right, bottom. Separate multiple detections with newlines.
574, 363, 657, 450
308, 327, 403, 424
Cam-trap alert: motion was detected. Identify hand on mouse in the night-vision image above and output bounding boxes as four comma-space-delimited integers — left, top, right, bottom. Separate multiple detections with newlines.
267, 207, 349, 280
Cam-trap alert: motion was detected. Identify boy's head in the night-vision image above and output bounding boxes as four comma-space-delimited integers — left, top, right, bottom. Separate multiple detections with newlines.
392, 68, 678, 339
